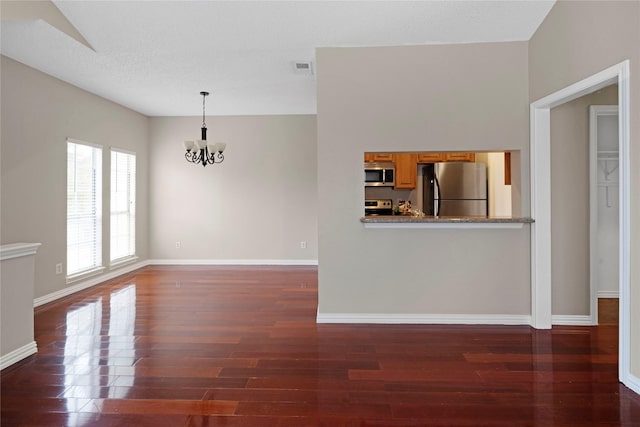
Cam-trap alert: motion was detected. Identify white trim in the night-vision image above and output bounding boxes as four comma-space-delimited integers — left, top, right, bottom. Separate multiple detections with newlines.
589, 105, 619, 326
109, 256, 139, 270
597, 291, 619, 298
0, 243, 41, 261
110, 146, 136, 156
363, 222, 526, 229
66, 137, 102, 149
625, 373, 640, 395
616, 62, 632, 389
66, 266, 106, 284
530, 107, 552, 329
0, 341, 37, 370
530, 60, 631, 390
551, 315, 596, 326
316, 313, 531, 325
148, 259, 318, 266
36, 260, 148, 307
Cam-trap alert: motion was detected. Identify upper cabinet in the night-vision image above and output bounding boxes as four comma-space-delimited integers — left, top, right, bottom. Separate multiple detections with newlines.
417, 153, 445, 163
364, 151, 478, 190
443, 152, 476, 162
366, 152, 475, 164
393, 153, 418, 190
504, 152, 511, 185
364, 153, 393, 163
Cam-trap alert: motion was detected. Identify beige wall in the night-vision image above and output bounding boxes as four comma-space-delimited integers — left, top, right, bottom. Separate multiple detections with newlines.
148, 116, 317, 262
550, 85, 617, 316
529, 0, 640, 376
317, 42, 531, 317
0, 56, 150, 299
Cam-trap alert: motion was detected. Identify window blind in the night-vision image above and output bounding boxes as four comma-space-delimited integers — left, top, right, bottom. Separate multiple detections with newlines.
67, 141, 102, 276
110, 149, 136, 262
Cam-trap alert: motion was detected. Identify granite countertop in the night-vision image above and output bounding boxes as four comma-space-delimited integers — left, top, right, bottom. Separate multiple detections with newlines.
360, 215, 534, 229
360, 215, 534, 225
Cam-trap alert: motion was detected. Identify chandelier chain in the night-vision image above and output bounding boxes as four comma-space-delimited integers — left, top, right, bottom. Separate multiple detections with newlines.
202, 93, 207, 128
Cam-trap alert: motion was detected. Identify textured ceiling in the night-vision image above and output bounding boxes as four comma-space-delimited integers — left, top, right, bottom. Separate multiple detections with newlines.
0, 1, 555, 116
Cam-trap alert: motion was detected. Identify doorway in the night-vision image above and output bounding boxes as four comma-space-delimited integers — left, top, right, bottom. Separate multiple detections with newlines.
529, 60, 632, 390
590, 105, 619, 325
546, 89, 619, 326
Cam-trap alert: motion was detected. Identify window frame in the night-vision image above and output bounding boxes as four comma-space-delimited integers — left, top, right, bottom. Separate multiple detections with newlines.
109, 147, 137, 266
66, 138, 104, 281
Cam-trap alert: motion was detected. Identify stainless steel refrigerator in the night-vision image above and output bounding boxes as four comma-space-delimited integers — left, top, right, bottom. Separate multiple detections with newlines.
422, 162, 488, 216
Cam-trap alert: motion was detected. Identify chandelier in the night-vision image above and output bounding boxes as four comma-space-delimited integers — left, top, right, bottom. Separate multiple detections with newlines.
183, 91, 226, 167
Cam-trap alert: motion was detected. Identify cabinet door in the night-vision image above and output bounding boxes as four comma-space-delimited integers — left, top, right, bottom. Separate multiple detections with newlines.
504, 152, 511, 185
393, 153, 418, 189
364, 153, 393, 163
373, 153, 393, 162
417, 152, 445, 163
444, 152, 475, 162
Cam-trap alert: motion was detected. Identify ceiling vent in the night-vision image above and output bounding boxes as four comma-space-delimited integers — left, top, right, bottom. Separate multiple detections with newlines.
293, 61, 314, 75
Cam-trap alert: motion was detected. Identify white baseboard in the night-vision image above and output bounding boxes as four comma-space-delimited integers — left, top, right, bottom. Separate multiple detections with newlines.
148, 259, 318, 266
551, 315, 596, 326
316, 313, 531, 325
34, 260, 150, 307
1, 341, 37, 370
597, 291, 620, 298
623, 372, 640, 395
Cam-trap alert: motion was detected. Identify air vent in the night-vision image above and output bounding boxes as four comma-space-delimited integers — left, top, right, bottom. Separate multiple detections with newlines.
293, 61, 313, 75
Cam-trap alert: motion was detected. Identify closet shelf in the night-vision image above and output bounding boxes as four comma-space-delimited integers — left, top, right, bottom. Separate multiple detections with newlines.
597, 150, 619, 159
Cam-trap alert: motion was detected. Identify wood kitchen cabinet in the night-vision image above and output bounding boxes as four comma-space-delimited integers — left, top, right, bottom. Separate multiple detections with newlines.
417, 152, 445, 163
417, 152, 475, 163
393, 153, 418, 190
504, 152, 512, 185
367, 151, 475, 164
364, 153, 393, 163
444, 152, 475, 162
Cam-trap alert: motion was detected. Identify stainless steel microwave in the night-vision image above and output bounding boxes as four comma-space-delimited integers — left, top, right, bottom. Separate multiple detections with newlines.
364, 162, 395, 187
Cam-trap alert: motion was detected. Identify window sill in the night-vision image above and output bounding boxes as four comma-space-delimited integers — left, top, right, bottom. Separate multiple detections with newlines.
109, 256, 139, 270
66, 266, 106, 284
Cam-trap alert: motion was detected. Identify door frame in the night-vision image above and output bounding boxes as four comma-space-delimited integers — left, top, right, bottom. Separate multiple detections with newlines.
589, 105, 619, 325
529, 60, 631, 387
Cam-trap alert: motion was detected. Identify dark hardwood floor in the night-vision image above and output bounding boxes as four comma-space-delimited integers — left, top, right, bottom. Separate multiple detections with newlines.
599, 298, 619, 325
2, 266, 639, 426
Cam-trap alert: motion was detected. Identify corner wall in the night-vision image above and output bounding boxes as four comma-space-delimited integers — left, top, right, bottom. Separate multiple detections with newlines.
529, 0, 640, 379
316, 42, 532, 318
0, 56, 150, 299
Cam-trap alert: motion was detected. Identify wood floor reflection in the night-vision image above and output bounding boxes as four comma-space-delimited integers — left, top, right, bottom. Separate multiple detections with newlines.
2, 266, 639, 426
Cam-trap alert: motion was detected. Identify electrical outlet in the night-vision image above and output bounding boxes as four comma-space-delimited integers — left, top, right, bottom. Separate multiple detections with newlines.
300, 241, 307, 249
55, 263, 63, 275
175, 241, 181, 249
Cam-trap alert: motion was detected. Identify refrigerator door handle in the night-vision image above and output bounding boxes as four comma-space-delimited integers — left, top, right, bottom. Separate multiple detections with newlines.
435, 175, 442, 217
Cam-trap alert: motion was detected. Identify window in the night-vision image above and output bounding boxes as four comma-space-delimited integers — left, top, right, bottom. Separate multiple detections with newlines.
110, 149, 136, 263
67, 140, 102, 277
